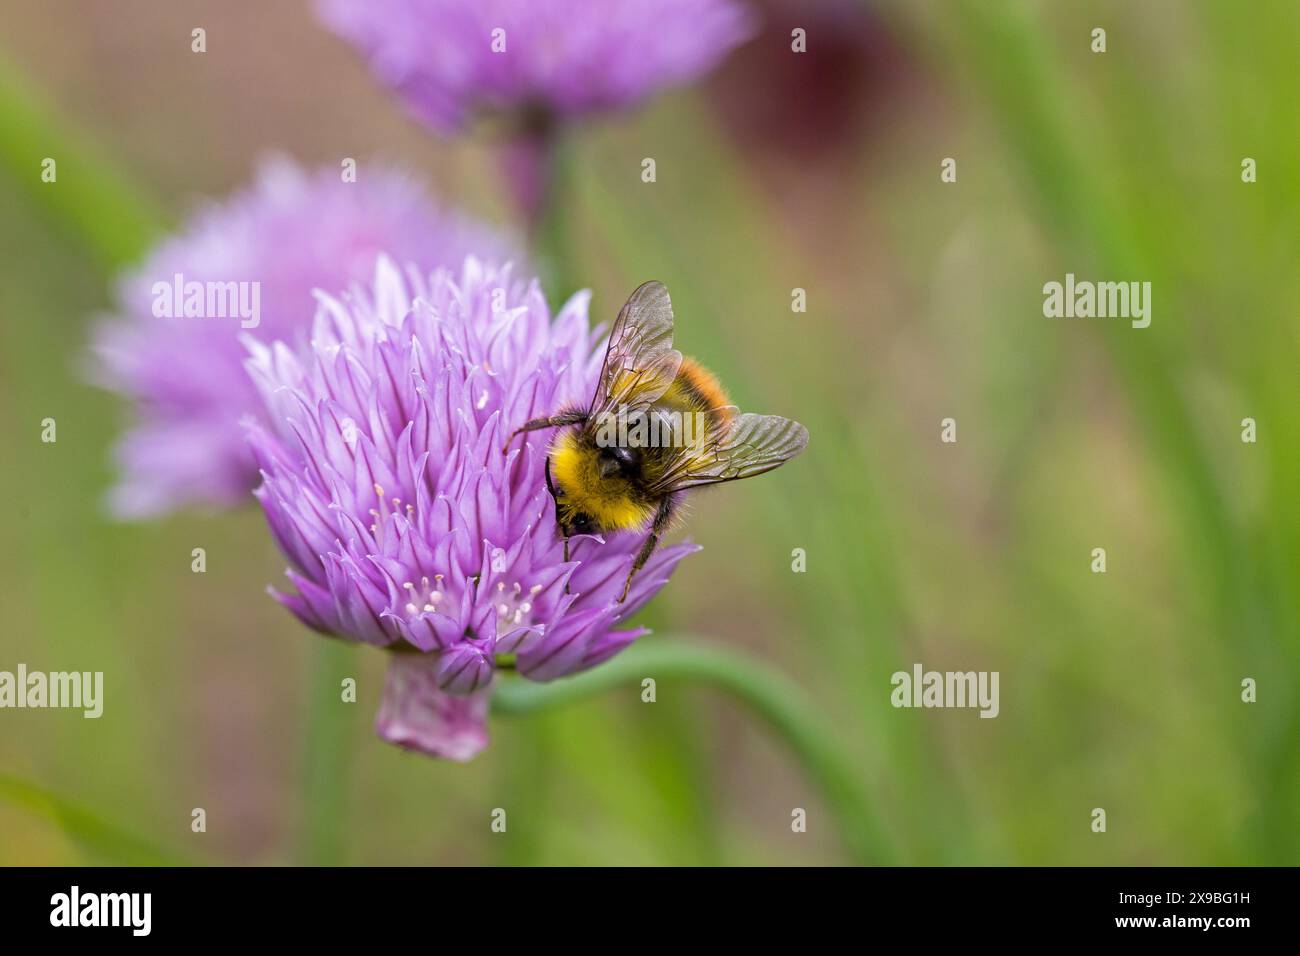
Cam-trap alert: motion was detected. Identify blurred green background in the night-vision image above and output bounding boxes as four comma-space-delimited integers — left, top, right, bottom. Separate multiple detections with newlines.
2, 0, 1297, 865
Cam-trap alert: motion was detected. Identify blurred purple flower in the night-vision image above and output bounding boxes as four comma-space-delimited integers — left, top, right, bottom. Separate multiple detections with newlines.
245, 257, 695, 760
91, 156, 515, 518
707, 0, 911, 161
316, 0, 755, 132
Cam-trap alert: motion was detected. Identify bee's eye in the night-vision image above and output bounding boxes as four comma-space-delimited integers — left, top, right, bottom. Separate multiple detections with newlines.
597, 446, 638, 477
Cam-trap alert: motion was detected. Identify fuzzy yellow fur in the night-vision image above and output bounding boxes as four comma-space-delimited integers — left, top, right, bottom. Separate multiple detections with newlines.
551, 430, 657, 530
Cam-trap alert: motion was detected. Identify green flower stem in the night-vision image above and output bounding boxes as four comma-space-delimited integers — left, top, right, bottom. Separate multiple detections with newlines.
0, 771, 190, 866
0, 53, 163, 271
532, 124, 577, 310
300, 639, 357, 866
492, 639, 897, 865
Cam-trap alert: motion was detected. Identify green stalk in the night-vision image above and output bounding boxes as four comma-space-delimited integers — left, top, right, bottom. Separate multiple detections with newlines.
0, 771, 189, 865
300, 639, 357, 866
531, 123, 577, 310
493, 640, 897, 865
0, 53, 164, 271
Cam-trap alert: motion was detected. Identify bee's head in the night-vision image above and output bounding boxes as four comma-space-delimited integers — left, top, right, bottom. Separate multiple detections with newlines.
596, 444, 640, 477
547, 428, 655, 536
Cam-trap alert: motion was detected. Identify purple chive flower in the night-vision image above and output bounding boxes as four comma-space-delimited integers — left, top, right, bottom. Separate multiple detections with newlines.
315, 0, 756, 132
245, 257, 696, 760
91, 156, 515, 518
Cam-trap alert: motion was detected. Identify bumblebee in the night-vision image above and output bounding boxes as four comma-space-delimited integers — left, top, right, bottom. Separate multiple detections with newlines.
503, 280, 808, 602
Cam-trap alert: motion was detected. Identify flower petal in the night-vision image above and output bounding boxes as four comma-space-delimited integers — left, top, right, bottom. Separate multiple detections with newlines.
375, 653, 491, 761
435, 641, 495, 694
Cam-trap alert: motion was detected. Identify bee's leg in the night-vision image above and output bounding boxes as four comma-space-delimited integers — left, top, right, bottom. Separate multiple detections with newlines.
500, 410, 588, 455
562, 534, 573, 594
618, 497, 676, 603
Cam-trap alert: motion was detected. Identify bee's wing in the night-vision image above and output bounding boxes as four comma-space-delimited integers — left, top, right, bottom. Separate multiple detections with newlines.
648, 413, 809, 493
589, 280, 683, 419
